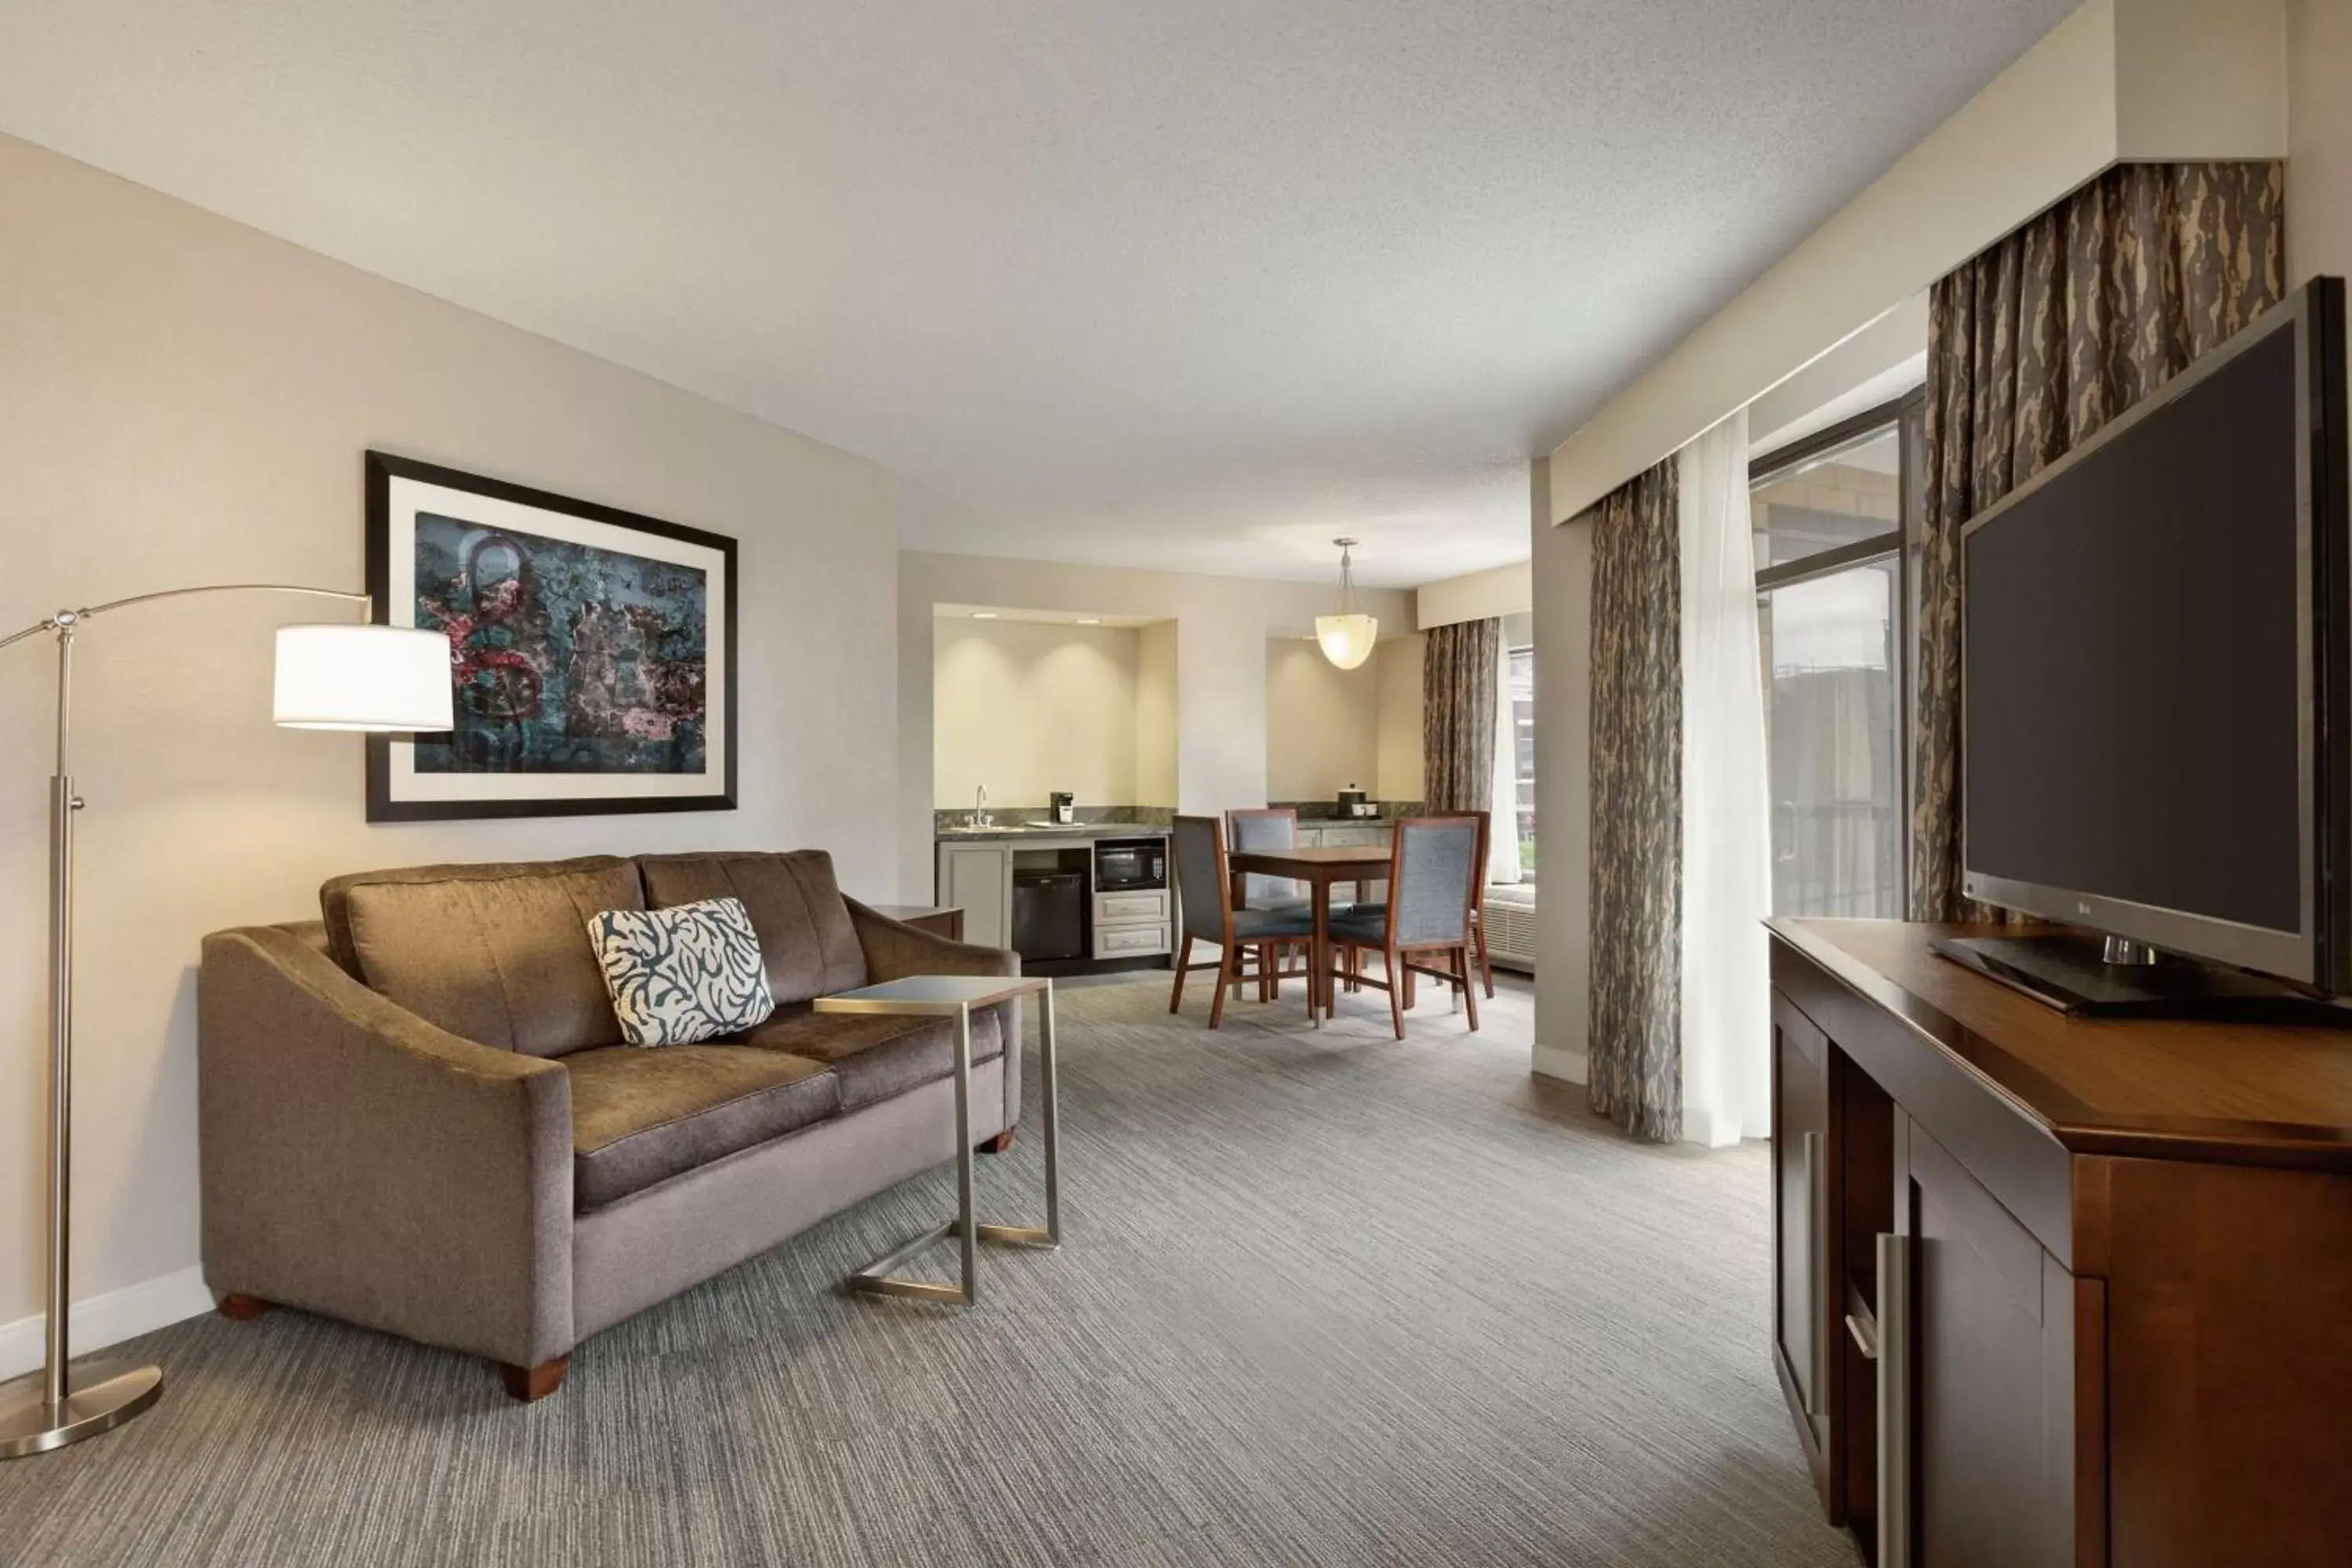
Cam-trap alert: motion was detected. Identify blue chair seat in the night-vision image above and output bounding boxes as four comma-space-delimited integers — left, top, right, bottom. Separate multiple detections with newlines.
1240, 897, 1355, 920
1232, 907, 1316, 940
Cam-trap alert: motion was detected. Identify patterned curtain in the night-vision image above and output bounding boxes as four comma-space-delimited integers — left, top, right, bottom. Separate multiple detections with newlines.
1588, 459, 1682, 1142
1422, 618, 1500, 812
1911, 162, 2285, 920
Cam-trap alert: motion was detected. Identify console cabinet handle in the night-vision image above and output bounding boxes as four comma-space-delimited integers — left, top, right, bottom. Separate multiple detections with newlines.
1801, 1131, 1824, 1417
1877, 1232, 1913, 1568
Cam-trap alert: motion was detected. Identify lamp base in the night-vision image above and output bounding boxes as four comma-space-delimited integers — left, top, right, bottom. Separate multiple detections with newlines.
0, 1359, 162, 1458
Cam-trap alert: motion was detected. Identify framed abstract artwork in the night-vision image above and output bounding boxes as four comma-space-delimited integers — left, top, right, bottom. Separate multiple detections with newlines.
364, 452, 739, 822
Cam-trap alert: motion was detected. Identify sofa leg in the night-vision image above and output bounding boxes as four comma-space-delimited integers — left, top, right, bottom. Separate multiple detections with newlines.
497, 1355, 570, 1404
977, 1129, 1016, 1154
217, 1293, 270, 1321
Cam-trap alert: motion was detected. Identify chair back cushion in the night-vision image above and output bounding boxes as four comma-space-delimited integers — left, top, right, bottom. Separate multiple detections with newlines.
323, 856, 644, 1057
1226, 810, 1301, 906
588, 897, 777, 1047
1390, 818, 1479, 947
637, 850, 868, 1005
1171, 816, 1229, 943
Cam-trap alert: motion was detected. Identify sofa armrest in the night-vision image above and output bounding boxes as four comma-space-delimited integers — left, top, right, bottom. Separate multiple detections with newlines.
844, 898, 1021, 982
198, 924, 574, 1367
844, 899, 1024, 1137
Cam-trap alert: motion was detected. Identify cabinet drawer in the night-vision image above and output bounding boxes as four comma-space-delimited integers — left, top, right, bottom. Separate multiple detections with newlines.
1320, 826, 1388, 847
1096, 922, 1170, 956
1095, 890, 1168, 924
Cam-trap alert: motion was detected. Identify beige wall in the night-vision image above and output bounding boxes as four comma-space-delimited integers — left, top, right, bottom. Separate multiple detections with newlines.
1746, 293, 1929, 452
896, 553, 1414, 899
2288, 0, 2352, 291
934, 619, 1142, 808
1137, 620, 1180, 808
1530, 466, 1592, 1083
1417, 562, 1533, 630
1376, 634, 1427, 802
2289, 0, 2352, 539
2115, 0, 2288, 159
1265, 640, 1379, 801
0, 134, 901, 1359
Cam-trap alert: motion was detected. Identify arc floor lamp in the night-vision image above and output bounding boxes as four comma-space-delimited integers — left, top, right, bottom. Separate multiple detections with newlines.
0, 583, 451, 1458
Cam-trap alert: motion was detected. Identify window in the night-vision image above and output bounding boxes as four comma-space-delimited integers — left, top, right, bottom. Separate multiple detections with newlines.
1509, 644, 1535, 879
1751, 398, 1921, 918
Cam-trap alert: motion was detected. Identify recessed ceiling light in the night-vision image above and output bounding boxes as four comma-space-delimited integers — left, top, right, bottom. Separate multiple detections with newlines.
972, 611, 999, 619
1076, 617, 1102, 626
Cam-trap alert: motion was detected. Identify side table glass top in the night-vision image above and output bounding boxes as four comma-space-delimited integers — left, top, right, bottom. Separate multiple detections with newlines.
814, 974, 1047, 1014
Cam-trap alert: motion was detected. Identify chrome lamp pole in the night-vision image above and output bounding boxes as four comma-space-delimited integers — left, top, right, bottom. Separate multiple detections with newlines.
0, 584, 451, 1458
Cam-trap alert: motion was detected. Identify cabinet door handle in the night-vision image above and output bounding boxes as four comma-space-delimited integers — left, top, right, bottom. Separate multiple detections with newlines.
1802, 1130, 1824, 1418
1876, 1232, 1913, 1568
1845, 1310, 1878, 1360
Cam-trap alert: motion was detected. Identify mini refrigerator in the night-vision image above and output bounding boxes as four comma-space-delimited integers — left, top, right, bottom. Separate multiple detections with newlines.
1011, 869, 1087, 962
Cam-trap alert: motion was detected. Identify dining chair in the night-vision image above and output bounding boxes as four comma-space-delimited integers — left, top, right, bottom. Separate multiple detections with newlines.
1168, 815, 1316, 1028
1467, 809, 1497, 998
1226, 807, 1313, 1000
1338, 808, 1496, 1000
1323, 815, 1482, 1038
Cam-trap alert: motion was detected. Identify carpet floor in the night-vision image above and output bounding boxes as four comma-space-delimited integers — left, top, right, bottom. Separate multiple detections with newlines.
0, 970, 1857, 1567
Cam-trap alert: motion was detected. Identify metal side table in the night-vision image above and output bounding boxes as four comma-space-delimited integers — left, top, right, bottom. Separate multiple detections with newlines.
813, 974, 1059, 1306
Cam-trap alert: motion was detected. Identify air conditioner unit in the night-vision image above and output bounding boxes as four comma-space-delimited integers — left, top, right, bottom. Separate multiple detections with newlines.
1483, 888, 1536, 972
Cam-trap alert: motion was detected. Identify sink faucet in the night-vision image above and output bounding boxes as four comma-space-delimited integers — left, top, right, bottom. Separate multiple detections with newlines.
968, 784, 992, 828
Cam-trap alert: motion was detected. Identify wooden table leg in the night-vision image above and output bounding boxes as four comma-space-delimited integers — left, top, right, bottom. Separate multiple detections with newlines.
1311, 876, 1329, 1029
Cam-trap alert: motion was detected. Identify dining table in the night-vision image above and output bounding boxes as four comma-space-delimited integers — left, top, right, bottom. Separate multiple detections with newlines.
1226, 843, 1392, 1028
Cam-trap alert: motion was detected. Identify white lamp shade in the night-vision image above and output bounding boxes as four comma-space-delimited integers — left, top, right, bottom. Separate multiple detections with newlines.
273, 624, 454, 731
1315, 612, 1378, 671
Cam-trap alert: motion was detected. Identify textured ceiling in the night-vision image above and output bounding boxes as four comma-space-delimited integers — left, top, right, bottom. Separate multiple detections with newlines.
0, 1, 2073, 586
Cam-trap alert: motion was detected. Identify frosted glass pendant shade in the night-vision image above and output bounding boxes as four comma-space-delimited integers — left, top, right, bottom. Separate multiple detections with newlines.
1316, 613, 1379, 670
1316, 536, 1377, 670
273, 624, 454, 731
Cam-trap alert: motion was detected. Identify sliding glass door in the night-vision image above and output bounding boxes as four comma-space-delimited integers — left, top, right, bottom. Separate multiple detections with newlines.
1750, 398, 1919, 919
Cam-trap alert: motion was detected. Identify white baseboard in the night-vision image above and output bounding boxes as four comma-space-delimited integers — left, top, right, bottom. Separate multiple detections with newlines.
1680, 1105, 1747, 1149
1531, 1045, 1587, 1083
0, 1267, 214, 1381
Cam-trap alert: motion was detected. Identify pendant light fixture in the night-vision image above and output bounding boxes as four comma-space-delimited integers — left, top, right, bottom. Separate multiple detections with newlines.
1316, 537, 1377, 670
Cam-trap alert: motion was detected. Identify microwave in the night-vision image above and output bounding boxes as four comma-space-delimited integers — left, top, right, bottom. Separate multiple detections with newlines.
1094, 838, 1167, 891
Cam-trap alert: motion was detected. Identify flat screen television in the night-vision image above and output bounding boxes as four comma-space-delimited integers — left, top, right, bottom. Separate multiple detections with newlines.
1955, 276, 2350, 1002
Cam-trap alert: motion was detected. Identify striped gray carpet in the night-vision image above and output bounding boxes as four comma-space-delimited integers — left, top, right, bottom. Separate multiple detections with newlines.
0, 971, 1856, 1567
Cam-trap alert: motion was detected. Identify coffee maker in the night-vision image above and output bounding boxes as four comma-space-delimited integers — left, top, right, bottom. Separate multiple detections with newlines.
1050, 791, 1076, 825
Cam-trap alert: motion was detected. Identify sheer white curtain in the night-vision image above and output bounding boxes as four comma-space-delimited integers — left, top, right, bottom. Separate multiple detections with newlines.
1488, 655, 1522, 886
1679, 408, 1772, 1146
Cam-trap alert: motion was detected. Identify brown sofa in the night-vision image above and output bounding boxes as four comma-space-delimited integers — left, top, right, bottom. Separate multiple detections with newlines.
197, 850, 1020, 1402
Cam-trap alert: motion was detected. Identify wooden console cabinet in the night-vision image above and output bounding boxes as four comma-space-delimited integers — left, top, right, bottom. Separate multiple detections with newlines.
1769, 920, 2352, 1567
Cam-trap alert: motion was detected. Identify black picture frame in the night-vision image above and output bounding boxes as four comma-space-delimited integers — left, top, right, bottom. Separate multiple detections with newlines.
364, 450, 740, 822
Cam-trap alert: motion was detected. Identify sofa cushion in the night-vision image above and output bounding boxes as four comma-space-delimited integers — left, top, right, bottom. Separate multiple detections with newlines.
637, 850, 868, 1007
735, 1003, 1004, 1112
325, 857, 644, 1058
565, 1044, 840, 1211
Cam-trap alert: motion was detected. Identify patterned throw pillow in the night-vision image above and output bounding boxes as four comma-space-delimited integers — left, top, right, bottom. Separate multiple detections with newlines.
586, 897, 776, 1047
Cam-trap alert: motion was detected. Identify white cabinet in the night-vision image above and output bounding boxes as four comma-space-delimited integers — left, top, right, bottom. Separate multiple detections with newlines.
1095, 889, 1169, 926
937, 844, 1014, 951
936, 835, 1172, 960
1096, 923, 1169, 956
1091, 847, 1171, 958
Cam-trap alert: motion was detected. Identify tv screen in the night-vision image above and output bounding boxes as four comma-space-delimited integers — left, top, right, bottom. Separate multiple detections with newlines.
1960, 281, 2343, 986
